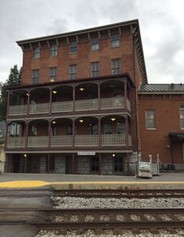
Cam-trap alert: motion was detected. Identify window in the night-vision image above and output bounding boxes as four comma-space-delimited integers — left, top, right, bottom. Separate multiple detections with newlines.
50, 44, 57, 56
180, 105, 184, 129
69, 65, 77, 79
33, 47, 40, 59
32, 69, 39, 84
70, 41, 77, 53
145, 110, 156, 129
111, 34, 120, 47
111, 59, 121, 75
49, 67, 57, 82
91, 62, 99, 77
91, 38, 99, 51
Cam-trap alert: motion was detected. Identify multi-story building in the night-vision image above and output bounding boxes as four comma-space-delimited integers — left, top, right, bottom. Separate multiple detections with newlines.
4, 19, 147, 174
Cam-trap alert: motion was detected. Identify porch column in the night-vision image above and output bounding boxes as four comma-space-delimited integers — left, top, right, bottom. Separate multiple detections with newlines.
26, 89, 30, 115
4, 122, 8, 149
73, 86, 75, 112
98, 83, 101, 111
7, 90, 10, 116
48, 121, 51, 148
25, 121, 29, 148
98, 117, 102, 147
98, 153, 101, 175
49, 88, 52, 115
24, 154, 28, 173
72, 153, 76, 174
124, 79, 127, 109
125, 115, 129, 146
72, 119, 75, 147
47, 154, 51, 173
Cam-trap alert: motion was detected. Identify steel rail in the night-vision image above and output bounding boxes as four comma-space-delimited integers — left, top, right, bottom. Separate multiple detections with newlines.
54, 189, 184, 198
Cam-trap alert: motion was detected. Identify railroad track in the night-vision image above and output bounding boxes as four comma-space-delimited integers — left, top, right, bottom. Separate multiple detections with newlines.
0, 208, 183, 234
54, 189, 184, 198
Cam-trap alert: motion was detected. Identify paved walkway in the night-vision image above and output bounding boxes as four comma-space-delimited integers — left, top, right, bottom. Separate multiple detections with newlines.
0, 172, 183, 189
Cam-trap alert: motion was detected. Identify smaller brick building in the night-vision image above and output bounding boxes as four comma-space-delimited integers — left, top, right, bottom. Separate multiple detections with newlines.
138, 84, 184, 170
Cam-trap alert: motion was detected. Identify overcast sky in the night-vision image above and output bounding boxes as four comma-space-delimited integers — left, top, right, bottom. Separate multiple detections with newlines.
0, 0, 184, 84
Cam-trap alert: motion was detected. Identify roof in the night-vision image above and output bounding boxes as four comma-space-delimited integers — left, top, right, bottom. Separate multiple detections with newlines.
139, 83, 184, 94
16, 19, 147, 84
17, 19, 139, 45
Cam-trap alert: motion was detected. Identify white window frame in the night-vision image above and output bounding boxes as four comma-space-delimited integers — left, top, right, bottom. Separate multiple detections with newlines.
50, 44, 57, 56
111, 59, 121, 75
33, 47, 40, 59
180, 105, 184, 129
145, 110, 156, 130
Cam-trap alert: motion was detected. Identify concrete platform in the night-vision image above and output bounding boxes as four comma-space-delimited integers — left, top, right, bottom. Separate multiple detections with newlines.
0, 172, 183, 189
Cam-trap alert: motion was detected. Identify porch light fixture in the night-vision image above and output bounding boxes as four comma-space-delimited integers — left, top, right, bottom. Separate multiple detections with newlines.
24, 154, 27, 158
112, 153, 116, 157
79, 87, 84, 91
52, 121, 56, 124
26, 93, 29, 96
52, 90, 57, 94
79, 119, 83, 123
111, 117, 116, 121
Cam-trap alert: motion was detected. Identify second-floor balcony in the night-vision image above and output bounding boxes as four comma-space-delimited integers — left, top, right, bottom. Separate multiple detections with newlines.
7, 77, 132, 117
8, 97, 130, 116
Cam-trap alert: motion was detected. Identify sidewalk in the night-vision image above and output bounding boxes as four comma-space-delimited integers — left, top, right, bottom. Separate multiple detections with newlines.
0, 172, 183, 189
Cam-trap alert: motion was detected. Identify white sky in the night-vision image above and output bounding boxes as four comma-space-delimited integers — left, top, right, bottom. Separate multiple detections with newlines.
0, 0, 184, 84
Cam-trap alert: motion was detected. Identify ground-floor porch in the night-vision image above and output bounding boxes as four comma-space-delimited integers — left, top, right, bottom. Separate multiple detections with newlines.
5, 152, 137, 176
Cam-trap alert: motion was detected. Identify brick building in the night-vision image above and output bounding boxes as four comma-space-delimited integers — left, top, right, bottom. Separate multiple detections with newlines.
4, 19, 183, 174
138, 84, 184, 171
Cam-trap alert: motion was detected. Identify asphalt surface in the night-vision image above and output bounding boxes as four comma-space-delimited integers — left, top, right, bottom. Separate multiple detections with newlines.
0, 172, 183, 183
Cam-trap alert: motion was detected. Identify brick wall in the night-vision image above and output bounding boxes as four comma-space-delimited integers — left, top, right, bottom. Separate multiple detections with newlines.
138, 94, 184, 164
21, 34, 135, 85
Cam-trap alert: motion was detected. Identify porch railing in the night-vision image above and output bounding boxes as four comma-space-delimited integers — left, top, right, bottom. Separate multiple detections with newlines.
100, 97, 125, 109
52, 101, 73, 113
9, 105, 27, 116
29, 103, 49, 114
28, 136, 49, 147
101, 134, 126, 146
8, 96, 131, 116
51, 135, 72, 147
75, 99, 98, 111
6, 134, 131, 148
7, 137, 26, 148
75, 135, 98, 146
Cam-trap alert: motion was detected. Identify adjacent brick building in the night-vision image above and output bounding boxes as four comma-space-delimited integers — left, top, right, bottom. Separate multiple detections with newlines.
4, 19, 184, 174
138, 84, 184, 170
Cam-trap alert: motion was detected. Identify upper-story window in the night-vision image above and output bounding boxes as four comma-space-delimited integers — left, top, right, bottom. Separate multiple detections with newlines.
145, 110, 156, 129
32, 47, 40, 59
50, 44, 57, 56
111, 58, 121, 75
91, 62, 99, 77
91, 38, 99, 51
69, 64, 77, 79
70, 41, 77, 53
32, 69, 39, 84
111, 34, 120, 48
49, 67, 57, 82
180, 105, 184, 129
